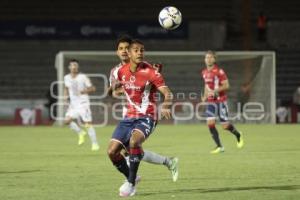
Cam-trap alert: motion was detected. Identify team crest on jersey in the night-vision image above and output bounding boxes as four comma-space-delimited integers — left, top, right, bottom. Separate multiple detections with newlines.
130, 75, 136, 83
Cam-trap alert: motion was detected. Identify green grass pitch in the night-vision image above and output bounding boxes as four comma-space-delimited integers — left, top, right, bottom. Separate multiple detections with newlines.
0, 124, 300, 200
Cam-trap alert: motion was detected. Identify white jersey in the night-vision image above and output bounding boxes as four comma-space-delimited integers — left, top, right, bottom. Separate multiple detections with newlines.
109, 63, 122, 87
64, 73, 92, 107
109, 63, 127, 117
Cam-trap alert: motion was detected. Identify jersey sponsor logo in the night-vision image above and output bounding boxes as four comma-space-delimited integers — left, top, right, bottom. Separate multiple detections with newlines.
124, 83, 141, 91
130, 75, 136, 83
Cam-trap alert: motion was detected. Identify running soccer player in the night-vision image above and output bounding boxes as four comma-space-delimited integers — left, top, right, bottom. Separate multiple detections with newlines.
108, 39, 173, 197
64, 59, 100, 151
201, 50, 244, 154
107, 36, 178, 183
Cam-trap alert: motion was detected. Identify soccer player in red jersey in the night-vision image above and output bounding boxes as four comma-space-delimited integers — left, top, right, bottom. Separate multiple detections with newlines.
107, 36, 178, 184
108, 39, 173, 197
201, 50, 244, 154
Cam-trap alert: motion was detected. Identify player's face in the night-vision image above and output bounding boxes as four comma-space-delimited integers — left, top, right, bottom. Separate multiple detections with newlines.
69, 62, 79, 74
128, 43, 145, 64
205, 53, 216, 68
116, 42, 130, 63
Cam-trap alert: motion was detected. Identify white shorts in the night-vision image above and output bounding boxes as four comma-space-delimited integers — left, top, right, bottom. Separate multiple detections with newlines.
65, 105, 92, 122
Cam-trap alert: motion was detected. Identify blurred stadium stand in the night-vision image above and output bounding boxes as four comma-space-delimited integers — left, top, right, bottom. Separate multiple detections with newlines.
0, 0, 300, 123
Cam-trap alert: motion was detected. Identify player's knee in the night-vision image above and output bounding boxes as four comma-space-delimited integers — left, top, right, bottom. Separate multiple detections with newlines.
84, 123, 92, 129
64, 119, 72, 125
129, 138, 140, 148
222, 123, 230, 130
107, 146, 118, 159
207, 121, 216, 128
129, 131, 144, 148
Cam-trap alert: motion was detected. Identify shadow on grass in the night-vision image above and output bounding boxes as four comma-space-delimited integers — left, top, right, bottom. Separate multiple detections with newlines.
0, 170, 43, 174
140, 184, 300, 196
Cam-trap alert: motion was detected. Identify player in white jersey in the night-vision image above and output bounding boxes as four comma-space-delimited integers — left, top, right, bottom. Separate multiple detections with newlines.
107, 36, 178, 183
64, 59, 100, 151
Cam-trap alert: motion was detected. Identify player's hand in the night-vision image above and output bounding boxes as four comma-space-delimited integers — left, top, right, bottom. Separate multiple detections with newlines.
152, 63, 163, 72
161, 108, 172, 119
80, 89, 88, 94
207, 89, 218, 99
112, 87, 125, 98
112, 82, 123, 90
63, 96, 69, 104
200, 92, 206, 102
207, 90, 214, 97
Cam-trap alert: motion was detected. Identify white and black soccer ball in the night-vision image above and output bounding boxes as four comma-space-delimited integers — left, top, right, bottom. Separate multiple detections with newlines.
158, 6, 182, 30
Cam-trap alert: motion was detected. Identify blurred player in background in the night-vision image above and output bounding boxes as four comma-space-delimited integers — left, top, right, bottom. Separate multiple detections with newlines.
64, 59, 100, 151
201, 50, 244, 154
107, 36, 178, 186
108, 39, 173, 197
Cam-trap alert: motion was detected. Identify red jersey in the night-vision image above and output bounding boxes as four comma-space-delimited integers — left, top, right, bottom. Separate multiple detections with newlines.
201, 64, 228, 102
117, 62, 166, 119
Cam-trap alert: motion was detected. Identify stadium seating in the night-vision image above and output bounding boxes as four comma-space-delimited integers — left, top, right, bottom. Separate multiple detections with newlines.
0, 0, 300, 105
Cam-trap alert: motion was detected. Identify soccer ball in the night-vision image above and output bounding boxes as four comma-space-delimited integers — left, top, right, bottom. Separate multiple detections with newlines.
158, 6, 182, 30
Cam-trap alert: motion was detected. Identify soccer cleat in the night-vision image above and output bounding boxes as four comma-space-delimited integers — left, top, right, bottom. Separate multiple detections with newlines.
119, 175, 141, 196
210, 146, 225, 154
119, 182, 136, 197
167, 157, 179, 182
78, 131, 87, 145
91, 143, 100, 151
237, 133, 244, 149
120, 176, 141, 191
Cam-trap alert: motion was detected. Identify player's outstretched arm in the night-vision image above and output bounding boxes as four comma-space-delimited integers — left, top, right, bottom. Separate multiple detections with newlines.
81, 86, 96, 94
158, 86, 173, 119
112, 87, 124, 98
217, 80, 230, 92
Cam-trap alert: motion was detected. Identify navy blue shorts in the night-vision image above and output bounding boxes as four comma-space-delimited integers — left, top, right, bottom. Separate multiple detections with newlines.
111, 117, 157, 148
206, 102, 229, 123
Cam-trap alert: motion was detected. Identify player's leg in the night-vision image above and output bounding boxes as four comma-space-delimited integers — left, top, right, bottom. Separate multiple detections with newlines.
109, 119, 134, 181
128, 130, 145, 184
119, 130, 144, 197
206, 103, 224, 153
219, 102, 244, 148
64, 110, 86, 145
119, 117, 155, 197
221, 122, 244, 148
107, 140, 129, 179
84, 122, 99, 151
80, 107, 99, 150
143, 150, 168, 165
142, 150, 179, 182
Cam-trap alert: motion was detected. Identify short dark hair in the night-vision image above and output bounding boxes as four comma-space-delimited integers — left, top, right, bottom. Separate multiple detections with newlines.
116, 35, 132, 49
205, 50, 217, 59
129, 39, 144, 49
69, 59, 79, 64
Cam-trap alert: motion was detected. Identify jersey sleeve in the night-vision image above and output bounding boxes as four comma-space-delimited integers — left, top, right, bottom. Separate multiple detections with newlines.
150, 70, 166, 88
218, 68, 228, 82
83, 75, 92, 87
64, 76, 69, 88
200, 69, 205, 79
109, 67, 119, 86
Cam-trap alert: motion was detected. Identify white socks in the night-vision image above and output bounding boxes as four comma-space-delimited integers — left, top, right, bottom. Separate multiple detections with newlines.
142, 150, 169, 165
87, 126, 98, 145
